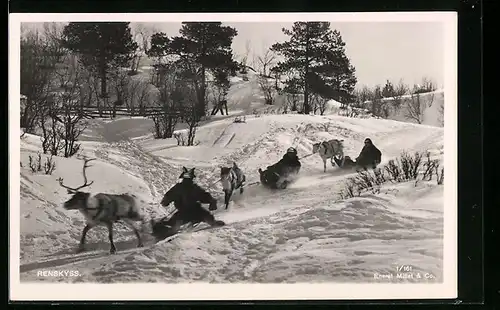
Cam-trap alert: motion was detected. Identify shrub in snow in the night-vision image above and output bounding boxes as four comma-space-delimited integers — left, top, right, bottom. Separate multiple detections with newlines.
252, 109, 262, 118
27, 153, 56, 175
338, 151, 444, 199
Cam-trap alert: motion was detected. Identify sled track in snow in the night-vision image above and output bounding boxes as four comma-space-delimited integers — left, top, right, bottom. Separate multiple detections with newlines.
19, 116, 445, 283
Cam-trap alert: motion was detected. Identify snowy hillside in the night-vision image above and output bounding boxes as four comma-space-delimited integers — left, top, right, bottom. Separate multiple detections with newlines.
217, 71, 444, 128
361, 90, 445, 127
17, 112, 445, 285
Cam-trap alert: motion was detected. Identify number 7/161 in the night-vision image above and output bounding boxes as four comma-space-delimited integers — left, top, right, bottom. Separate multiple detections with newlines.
396, 265, 413, 272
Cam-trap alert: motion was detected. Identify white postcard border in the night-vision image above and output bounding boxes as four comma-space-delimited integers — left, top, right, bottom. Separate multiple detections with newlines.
9, 12, 458, 301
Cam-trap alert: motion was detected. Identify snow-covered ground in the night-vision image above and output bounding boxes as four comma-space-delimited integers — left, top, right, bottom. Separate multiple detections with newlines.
16, 112, 446, 287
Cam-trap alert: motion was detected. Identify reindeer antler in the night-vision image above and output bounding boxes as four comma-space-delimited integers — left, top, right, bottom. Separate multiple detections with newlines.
58, 157, 96, 193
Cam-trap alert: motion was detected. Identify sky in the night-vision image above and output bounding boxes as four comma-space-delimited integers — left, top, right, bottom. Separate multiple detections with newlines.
22, 21, 445, 89
149, 22, 444, 89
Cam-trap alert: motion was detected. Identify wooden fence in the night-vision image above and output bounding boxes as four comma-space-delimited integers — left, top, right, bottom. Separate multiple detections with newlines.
56, 106, 180, 119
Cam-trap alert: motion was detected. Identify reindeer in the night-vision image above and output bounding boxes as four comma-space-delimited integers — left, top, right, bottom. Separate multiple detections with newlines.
58, 157, 147, 254
312, 139, 345, 172
220, 162, 246, 209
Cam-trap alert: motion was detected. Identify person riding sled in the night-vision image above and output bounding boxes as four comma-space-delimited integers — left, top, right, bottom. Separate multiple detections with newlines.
150, 167, 225, 242
258, 147, 302, 189
332, 155, 357, 169
355, 138, 382, 169
332, 138, 382, 170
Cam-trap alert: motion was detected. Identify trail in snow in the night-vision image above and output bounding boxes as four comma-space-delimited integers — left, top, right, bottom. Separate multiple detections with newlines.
19, 113, 444, 284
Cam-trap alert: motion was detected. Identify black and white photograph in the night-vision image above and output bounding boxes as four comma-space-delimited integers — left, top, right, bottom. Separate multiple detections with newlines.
10, 12, 457, 300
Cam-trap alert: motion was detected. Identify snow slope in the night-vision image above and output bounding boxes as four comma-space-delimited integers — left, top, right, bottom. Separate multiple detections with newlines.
17, 113, 445, 285
66, 70, 443, 148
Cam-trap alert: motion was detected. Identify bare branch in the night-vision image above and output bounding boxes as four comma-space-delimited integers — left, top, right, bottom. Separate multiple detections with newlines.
389, 79, 409, 112
255, 46, 277, 77
257, 75, 275, 105
404, 89, 425, 124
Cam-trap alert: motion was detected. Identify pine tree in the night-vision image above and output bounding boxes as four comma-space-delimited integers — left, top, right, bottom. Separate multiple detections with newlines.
150, 22, 239, 117
61, 22, 138, 103
271, 22, 357, 114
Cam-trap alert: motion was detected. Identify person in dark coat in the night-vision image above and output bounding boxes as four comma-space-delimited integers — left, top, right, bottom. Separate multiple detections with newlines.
259, 147, 302, 189
150, 167, 224, 241
355, 138, 382, 169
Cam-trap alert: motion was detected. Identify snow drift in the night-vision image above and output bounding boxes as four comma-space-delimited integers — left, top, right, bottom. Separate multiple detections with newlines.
17, 112, 445, 284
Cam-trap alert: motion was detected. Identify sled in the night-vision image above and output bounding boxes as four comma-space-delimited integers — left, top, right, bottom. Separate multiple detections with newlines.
152, 220, 226, 244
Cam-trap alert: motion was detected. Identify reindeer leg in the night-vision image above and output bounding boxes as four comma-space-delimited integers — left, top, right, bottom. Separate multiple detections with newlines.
239, 183, 245, 194
330, 156, 336, 167
323, 159, 327, 173
76, 224, 93, 253
122, 219, 144, 248
224, 190, 232, 210
106, 222, 117, 254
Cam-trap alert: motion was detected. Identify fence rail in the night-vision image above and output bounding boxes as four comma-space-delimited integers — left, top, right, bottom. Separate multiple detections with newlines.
55, 106, 181, 119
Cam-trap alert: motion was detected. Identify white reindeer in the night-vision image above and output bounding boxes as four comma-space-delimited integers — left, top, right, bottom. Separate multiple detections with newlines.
58, 157, 147, 254
311, 139, 345, 172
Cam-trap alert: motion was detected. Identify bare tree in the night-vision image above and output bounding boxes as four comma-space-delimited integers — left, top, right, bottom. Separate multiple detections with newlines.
131, 78, 152, 116
130, 23, 158, 74
412, 76, 437, 94
149, 64, 182, 139
20, 25, 65, 133
37, 50, 88, 157
275, 89, 290, 114
405, 85, 426, 124
272, 70, 281, 91
208, 71, 231, 116
369, 85, 391, 118
310, 93, 318, 114
352, 86, 372, 110
254, 47, 277, 77
420, 76, 437, 93
392, 79, 409, 112
284, 91, 300, 113
39, 98, 63, 156
53, 54, 89, 157
239, 39, 252, 75
108, 68, 132, 118
316, 95, 329, 116
179, 85, 202, 146
257, 75, 275, 105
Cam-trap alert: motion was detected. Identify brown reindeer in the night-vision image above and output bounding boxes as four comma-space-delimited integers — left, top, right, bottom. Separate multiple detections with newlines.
58, 157, 147, 254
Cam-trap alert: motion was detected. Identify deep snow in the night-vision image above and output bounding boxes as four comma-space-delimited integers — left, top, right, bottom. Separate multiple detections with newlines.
17, 112, 445, 285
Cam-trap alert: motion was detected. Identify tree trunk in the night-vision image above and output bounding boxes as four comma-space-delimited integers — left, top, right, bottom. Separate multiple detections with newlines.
100, 61, 107, 118
164, 115, 174, 138
303, 24, 311, 115
198, 66, 207, 117
21, 104, 31, 130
